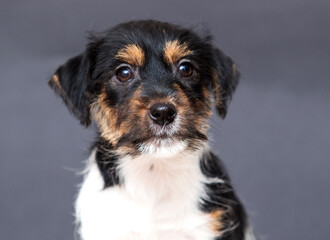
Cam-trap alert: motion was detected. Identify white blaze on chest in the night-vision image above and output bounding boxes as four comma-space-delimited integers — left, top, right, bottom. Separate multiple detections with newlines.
75, 148, 219, 240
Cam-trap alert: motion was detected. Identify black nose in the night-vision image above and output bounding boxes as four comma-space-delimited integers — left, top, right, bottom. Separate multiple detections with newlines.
149, 103, 177, 125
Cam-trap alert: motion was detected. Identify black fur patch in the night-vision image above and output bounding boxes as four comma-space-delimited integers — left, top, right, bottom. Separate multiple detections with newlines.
199, 151, 247, 240
94, 139, 121, 188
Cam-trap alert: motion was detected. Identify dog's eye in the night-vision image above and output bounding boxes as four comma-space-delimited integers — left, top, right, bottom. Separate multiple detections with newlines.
116, 67, 133, 82
178, 62, 194, 77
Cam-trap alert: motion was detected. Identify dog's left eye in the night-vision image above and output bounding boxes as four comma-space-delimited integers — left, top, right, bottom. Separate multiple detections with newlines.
178, 62, 194, 77
116, 67, 134, 82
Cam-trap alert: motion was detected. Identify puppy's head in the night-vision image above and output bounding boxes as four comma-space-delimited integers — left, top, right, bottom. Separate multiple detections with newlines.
49, 20, 239, 156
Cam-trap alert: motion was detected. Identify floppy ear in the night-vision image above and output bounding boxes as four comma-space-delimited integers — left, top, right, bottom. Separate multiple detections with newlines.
212, 48, 240, 119
48, 53, 91, 127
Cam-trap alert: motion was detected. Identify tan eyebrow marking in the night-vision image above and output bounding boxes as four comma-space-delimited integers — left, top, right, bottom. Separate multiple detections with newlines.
163, 40, 192, 64
115, 44, 145, 66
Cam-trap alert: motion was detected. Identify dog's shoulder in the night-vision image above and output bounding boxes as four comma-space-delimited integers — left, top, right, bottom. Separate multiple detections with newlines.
199, 150, 248, 239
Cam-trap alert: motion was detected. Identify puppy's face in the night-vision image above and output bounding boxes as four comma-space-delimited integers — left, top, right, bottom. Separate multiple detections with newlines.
49, 20, 239, 156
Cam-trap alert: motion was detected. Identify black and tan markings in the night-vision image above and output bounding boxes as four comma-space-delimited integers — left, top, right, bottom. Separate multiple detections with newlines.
49, 20, 246, 238
49, 74, 72, 107
48, 18, 240, 168
88, 35, 214, 153
90, 80, 211, 156
199, 151, 247, 239
115, 44, 145, 66
163, 40, 192, 64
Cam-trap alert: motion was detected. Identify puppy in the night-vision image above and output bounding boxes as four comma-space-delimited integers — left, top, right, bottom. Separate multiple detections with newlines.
49, 20, 256, 240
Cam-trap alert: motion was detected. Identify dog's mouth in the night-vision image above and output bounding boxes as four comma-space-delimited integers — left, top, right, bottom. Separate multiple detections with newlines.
112, 115, 207, 157
133, 116, 183, 156
148, 114, 181, 138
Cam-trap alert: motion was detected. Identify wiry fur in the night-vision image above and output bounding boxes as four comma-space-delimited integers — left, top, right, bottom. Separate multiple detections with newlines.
49, 20, 256, 240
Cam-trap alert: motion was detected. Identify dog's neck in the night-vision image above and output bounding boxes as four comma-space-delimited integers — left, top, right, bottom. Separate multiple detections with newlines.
94, 140, 209, 212
118, 149, 205, 205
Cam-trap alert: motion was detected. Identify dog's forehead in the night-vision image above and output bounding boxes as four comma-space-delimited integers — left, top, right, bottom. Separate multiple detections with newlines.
113, 40, 193, 68
102, 21, 201, 66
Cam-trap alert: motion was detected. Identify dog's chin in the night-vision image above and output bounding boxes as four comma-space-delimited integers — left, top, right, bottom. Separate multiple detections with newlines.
136, 137, 188, 158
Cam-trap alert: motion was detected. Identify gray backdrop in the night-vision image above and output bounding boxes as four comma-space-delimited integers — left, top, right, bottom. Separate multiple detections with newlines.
1, 0, 329, 239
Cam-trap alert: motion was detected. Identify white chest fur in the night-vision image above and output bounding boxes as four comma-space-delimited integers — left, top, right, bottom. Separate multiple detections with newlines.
75, 149, 220, 240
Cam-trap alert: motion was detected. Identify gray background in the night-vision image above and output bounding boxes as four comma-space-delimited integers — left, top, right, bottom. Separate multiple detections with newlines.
1, 0, 329, 239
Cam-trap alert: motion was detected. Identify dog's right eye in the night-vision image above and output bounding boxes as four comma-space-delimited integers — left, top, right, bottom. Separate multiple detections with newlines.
115, 67, 133, 82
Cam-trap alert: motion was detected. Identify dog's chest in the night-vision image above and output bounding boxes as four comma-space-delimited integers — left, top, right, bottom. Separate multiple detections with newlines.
75, 151, 217, 240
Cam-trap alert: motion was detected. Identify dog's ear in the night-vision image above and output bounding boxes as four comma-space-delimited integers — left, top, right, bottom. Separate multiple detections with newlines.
48, 52, 92, 127
212, 48, 240, 119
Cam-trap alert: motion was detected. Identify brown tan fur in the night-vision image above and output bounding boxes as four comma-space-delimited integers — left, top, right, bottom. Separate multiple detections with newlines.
91, 86, 151, 147
232, 63, 237, 78
195, 87, 212, 133
128, 87, 148, 120
173, 83, 191, 114
115, 44, 145, 66
50, 74, 76, 110
209, 209, 226, 234
51, 74, 61, 90
51, 74, 67, 99
90, 89, 122, 145
174, 83, 211, 135
163, 40, 192, 64
211, 68, 225, 111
